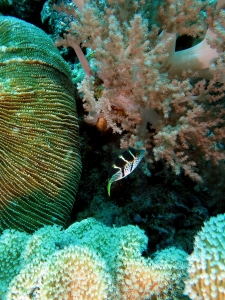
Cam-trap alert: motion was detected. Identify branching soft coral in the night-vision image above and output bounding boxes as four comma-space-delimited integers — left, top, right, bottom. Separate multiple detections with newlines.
55, 0, 225, 182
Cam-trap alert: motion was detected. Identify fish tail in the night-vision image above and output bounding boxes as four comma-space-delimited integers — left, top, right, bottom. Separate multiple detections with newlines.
107, 180, 112, 197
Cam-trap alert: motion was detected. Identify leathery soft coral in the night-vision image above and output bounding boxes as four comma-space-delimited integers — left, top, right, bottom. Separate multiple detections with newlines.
55, 0, 225, 182
185, 213, 225, 300
1, 218, 188, 299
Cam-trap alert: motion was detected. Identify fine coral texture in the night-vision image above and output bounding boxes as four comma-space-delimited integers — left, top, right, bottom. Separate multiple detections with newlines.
185, 213, 225, 299
56, 0, 225, 182
1, 218, 188, 300
0, 16, 82, 233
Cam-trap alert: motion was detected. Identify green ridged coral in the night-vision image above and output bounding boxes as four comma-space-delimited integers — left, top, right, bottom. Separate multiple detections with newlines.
0, 16, 82, 233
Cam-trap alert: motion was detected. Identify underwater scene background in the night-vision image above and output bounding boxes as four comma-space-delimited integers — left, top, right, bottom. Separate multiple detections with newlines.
0, 0, 225, 299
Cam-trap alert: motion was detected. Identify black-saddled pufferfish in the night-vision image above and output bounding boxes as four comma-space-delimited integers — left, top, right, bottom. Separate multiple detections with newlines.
107, 148, 145, 196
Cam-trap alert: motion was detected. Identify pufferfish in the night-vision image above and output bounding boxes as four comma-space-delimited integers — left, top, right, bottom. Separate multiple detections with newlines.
107, 148, 145, 196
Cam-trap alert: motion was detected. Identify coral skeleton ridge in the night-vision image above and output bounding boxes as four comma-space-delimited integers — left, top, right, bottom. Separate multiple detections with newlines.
0, 16, 82, 233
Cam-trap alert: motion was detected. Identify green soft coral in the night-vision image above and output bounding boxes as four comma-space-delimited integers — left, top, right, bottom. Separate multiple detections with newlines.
1, 218, 188, 299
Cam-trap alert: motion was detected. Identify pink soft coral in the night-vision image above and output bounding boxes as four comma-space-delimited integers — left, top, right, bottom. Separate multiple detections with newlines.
56, 0, 225, 182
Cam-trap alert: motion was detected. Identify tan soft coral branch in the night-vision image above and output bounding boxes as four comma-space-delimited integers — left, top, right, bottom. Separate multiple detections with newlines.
167, 0, 225, 81
56, 0, 94, 77
168, 29, 219, 76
